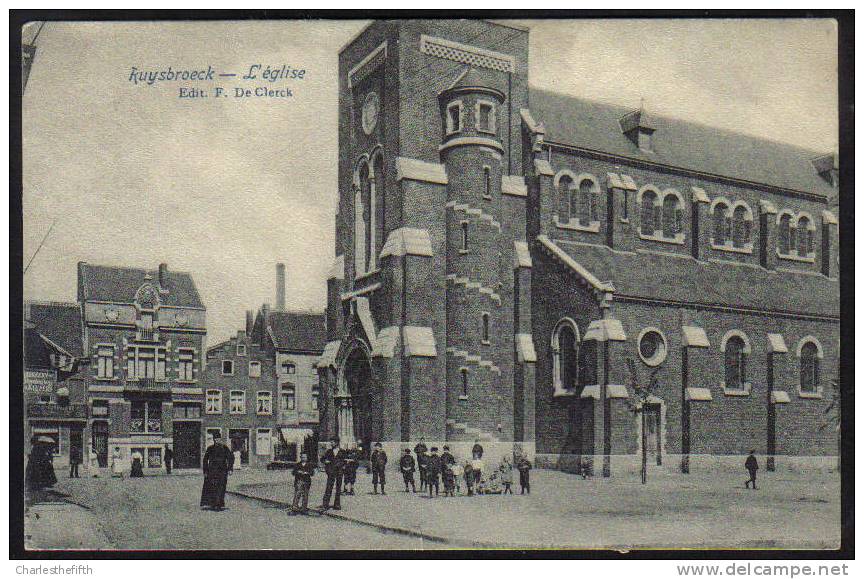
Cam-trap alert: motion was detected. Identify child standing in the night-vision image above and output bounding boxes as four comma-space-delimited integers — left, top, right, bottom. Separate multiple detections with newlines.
516, 455, 532, 494
463, 461, 474, 496
500, 456, 514, 495
290, 453, 315, 514
442, 462, 456, 497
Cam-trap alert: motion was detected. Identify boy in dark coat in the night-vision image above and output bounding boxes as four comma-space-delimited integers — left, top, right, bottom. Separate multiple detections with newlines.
399, 448, 416, 492
414, 439, 428, 492
164, 445, 174, 475
320, 439, 345, 510
516, 455, 532, 494
200, 433, 234, 511
343, 444, 359, 495
291, 452, 315, 513
463, 461, 474, 496
426, 447, 441, 497
371, 442, 388, 494
745, 450, 759, 490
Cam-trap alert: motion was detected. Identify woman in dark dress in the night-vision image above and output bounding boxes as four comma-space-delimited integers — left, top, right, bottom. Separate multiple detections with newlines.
130, 450, 145, 477
26, 436, 58, 491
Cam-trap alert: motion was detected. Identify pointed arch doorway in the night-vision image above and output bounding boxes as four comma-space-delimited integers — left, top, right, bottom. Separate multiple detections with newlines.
336, 344, 374, 458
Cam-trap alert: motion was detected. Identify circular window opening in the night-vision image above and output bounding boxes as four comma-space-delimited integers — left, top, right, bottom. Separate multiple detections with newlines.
638, 329, 667, 366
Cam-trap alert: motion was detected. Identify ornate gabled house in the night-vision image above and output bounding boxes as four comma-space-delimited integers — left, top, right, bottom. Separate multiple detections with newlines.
78, 262, 207, 472
318, 20, 840, 473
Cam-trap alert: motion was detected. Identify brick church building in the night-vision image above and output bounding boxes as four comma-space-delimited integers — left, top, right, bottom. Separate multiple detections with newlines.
317, 20, 840, 473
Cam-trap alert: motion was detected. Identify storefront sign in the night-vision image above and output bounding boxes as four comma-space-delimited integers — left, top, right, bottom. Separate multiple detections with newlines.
25, 370, 55, 393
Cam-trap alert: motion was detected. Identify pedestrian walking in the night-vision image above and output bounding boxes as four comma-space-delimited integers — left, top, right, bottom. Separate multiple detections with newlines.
463, 461, 474, 496
290, 452, 315, 514
426, 447, 441, 497
26, 436, 57, 491
164, 445, 174, 475
343, 442, 359, 495
745, 450, 759, 490
499, 456, 514, 495
516, 455, 532, 494
400, 448, 416, 493
414, 439, 428, 492
371, 442, 388, 495
130, 450, 144, 477
110, 446, 124, 478
319, 439, 345, 510
200, 432, 234, 511
68, 444, 82, 479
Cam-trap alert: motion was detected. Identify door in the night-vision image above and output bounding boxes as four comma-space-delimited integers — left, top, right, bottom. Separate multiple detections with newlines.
173, 421, 202, 469
91, 421, 109, 467
70, 427, 84, 466
229, 429, 250, 465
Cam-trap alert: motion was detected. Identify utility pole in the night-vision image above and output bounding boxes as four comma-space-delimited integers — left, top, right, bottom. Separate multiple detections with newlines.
24, 218, 56, 276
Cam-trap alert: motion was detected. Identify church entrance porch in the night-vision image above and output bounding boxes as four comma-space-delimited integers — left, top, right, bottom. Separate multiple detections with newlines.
335, 345, 374, 456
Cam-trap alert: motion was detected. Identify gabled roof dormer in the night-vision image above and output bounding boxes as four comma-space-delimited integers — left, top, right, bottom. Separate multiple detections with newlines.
619, 106, 656, 152
811, 152, 839, 187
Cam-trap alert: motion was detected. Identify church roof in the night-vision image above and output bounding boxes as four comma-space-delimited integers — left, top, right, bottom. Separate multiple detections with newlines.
545, 239, 839, 319
78, 263, 204, 308
529, 89, 836, 198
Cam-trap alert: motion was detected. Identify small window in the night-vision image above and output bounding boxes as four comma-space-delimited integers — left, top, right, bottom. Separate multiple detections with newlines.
281, 361, 296, 375
206, 390, 222, 414
280, 385, 296, 411
483, 166, 492, 199
713, 203, 731, 245
460, 222, 469, 252
477, 102, 494, 133
91, 399, 110, 417
256, 391, 272, 415
222, 360, 234, 375
256, 429, 272, 456
311, 386, 321, 410
724, 336, 748, 390
230, 390, 246, 414
96, 346, 114, 379
799, 342, 820, 394
248, 361, 261, 378
638, 329, 668, 367
447, 102, 462, 134
481, 313, 490, 344
797, 216, 814, 256
178, 348, 194, 381
641, 190, 659, 236
236, 344, 247, 357
460, 368, 469, 398
622, 190, 629, 221
778, 213, 793, 254
174, 403, 201, 419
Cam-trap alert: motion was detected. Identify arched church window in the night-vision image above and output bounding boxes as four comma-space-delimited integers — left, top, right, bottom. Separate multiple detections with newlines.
778, 213, 793, 254
732, 205, 752, 248
641, 190, 659, 236
662, 194, 683, 238
577, 178, 597, 226
373, 152, 385, 267
797, 215, 814, 256
552, 320, 579, 395
557, 174, 574, 222
799, 341, 820, 394
713, 202, 730, 245
723, 335, 748, 390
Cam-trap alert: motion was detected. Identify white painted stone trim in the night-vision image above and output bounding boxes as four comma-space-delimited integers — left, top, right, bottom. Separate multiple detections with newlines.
606, 384, 629, 398
501, 175, 527, 197
403, 326, 437, 357
513, 241, 532, 268
355, 297, 377, 345
691, 186, 710, 204
347, 41, 387, 88
682, 326, 710, 348
770, 390, 791, 404
767, 333, 788, 354
536, 235, 615, 293
395, 157, 448, 185
619, 174, 638, 190
371, 327, 400, 358
606, 172, 625, 190
822, 210, 838, 225
317, 340, 342, 368
328, 255, 345, 281
685, 387, 713, 401
534, 159, 554, 176
759, 199, 778, 214
580, 385, 600, 399
515, 333, 537, 363
379, 227, 434, 258
439, 136, 504, 155
584, 318, 627, 342
519, 108, 544, 134
171, 387, 203, 395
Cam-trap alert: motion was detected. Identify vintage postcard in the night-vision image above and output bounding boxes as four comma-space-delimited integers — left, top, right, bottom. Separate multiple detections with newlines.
18, 15, 846, 553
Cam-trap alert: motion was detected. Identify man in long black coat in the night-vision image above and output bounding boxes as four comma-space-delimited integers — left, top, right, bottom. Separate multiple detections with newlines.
414, 438, 428, 492
319, 439, 345, 510
744, 450, 759, 490
200, 433, 234, 511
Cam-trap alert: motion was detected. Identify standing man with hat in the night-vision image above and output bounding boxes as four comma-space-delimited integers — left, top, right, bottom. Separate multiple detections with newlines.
320, 439, 345, 510
399, 448, 416, 493
371, 442, 388, 495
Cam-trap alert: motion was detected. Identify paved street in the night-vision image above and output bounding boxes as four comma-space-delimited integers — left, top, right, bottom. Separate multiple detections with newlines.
26, 472, 436, 550
25, 466, 840, 550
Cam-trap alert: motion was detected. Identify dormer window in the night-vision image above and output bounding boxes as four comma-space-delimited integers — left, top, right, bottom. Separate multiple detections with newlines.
811, 153, 838, 186
620, 107, 655, 152
476, 100, 495, 134
446, 101, 463, 135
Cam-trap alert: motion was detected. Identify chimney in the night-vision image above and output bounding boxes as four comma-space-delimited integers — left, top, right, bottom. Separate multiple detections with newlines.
245, 310, 254, 336
276, 263, 286, 311
158, 263, 168, 288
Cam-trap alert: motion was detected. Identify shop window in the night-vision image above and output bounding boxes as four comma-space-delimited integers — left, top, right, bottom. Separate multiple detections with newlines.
130, 400, 162, 433
147, 448, 163, 468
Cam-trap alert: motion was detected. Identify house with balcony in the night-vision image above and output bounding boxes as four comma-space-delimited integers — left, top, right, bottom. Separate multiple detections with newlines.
78, 262, 206, 473
24, 301, 89, 469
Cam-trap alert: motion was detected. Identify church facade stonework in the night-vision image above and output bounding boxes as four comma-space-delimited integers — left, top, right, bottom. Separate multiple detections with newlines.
317, 20, 840, 474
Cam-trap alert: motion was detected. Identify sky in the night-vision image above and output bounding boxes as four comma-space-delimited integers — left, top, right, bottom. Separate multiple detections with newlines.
22, 19, 838, 345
